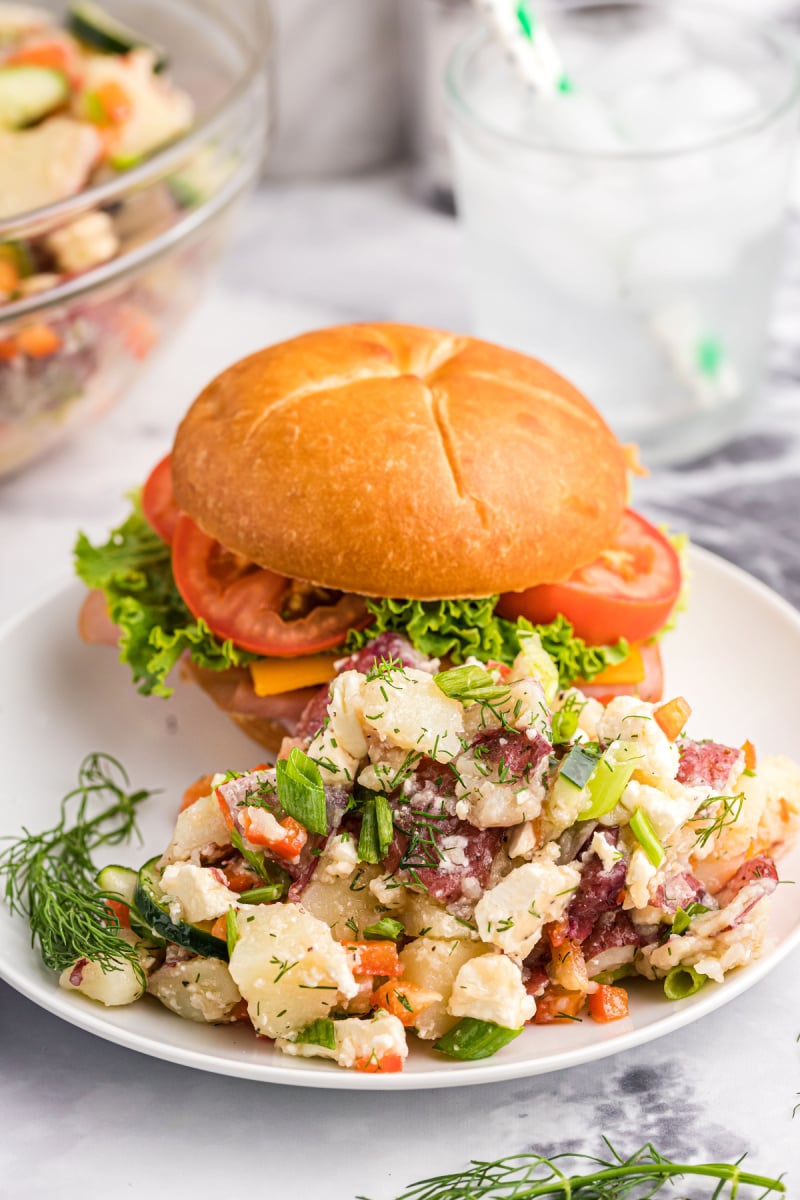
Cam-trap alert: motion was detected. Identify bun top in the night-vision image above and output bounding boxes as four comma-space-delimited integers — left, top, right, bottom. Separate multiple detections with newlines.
171, 323, 628, 599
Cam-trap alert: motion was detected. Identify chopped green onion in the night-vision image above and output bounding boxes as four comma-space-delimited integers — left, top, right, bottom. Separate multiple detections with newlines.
515, 629, 558, 704
225, 908, 239, 956
358, 792, 394, 864
276, 748, 327, 836
671, 903, 710, 936
363, 917, 405, 942
663, 964, 708, 1001
434, 1017, 522, 1060
434, 664, 510, 706
238, 884, 284, 905
629, 807, 665, 867
293, 1018, 336, 1050
551, 705, 580, 745
559, 745, 600, 789
578, 741, 640, 820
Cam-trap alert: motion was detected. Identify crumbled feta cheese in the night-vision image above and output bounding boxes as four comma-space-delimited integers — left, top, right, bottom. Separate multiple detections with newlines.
307, 723, 360, 787
448, 953, 536, 1028
597, 698, 679, 784
453, 751, 545, 829
624, 847, 659, 910
620, 778, 704, 843
316, 833, 359, 883
588, 831, 623, 872
276, 1010, 408, 1070
162, 789, 231, 864
159, 862, 238, 923
474, 846, 582, 959
368, 873, 407, 911
360, 667, 464, 762
507, 821, 538, 860
328, 671, 370, 759
331, 1010, 408, 1069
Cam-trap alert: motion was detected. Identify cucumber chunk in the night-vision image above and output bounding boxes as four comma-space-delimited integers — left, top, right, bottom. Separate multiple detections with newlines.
67, 2, 167, 70
96, 863, 137, 905
0, 66, 69, 129
135, 856, 228, 960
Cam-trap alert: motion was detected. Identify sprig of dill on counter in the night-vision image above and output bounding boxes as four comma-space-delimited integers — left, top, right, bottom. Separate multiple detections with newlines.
362, 1140, 785, 1200
0, 752, 153, 981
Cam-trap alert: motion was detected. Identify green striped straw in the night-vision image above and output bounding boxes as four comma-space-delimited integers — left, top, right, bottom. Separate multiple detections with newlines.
472, 0, 572, 94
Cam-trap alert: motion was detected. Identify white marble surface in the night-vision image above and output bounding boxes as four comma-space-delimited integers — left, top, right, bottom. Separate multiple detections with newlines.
1, 171, 799, 1196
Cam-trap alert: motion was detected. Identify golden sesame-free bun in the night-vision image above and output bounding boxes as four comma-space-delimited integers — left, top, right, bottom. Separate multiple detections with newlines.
172, 323, 628, 598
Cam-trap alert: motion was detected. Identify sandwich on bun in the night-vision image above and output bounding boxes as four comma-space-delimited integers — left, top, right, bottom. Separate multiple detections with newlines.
76, 322, 683, 751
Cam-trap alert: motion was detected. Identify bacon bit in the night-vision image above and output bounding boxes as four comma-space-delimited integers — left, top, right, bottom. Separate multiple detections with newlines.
615, 888, 627, 905
741, 740, 757, 772
622, 442, 649, 477
15, 323, 61, 357
589, 984, 629, 1023
354, 1053, 404, 1074
69, 959, 88, 987
654, 696, 692, 742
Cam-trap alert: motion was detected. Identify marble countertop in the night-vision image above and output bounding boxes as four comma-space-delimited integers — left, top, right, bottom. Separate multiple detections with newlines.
1, 170, 798, 1197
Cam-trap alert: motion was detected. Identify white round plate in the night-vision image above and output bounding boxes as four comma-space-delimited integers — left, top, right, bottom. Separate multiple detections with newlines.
1, 547, 799, 1089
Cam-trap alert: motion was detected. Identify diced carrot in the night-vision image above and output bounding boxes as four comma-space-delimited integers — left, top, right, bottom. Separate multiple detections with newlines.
588, 983, 629, 1023
90, 80, 133, 125
545, 917, 569, 948
180, 773, 216, 812
15, 323, 61, 358
0, 338, 18, 362
533, 985, 586, 1025
6, 39, 79, 84
216, 787, 235, 831
103, 897, 131, 930
343, 941, 402, 979
222, 864, 264, 893
241, 810, 307, 860
210, 915, 228, 941
654, 696, 692, 741
354, 1053, 404, 1074
116, 303, 157, 359
0, 260, 19, 293
371, 979, 442, 1027
741, 740, 757, 772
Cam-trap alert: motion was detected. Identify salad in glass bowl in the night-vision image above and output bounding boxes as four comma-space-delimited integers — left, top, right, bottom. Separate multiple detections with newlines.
0, 0, 270, 476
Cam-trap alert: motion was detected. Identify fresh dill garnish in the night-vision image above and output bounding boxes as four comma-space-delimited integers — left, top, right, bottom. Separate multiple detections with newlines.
362, 1140, 786, 1199
0, 753, 153, 983
691, 794, 745, 849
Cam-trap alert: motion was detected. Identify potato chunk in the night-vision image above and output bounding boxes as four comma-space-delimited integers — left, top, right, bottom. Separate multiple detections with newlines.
59, 930, 155, 1007
228, 904, 358, 1039
148, 957, 241, 1023
398, 937, 489, 1040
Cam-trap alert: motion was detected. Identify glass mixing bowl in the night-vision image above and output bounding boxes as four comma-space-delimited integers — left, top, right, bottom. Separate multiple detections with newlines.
0, 0, 271, 476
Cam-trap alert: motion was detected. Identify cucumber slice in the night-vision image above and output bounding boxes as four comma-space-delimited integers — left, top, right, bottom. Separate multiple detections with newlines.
67, 2, 167, 70
0, 66, 69, 129
134, 856, 229, 960
96, 863, 137, 905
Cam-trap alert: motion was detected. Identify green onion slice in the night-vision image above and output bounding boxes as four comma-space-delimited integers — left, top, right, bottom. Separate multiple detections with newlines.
591, 963, 637, 985
578, 741, 640, 820
238, 884, 284, 905
559, 745, 600, 789
671, 903, 710, 935
663, 964, 708, 1001
363, 917, 405, 942
434, 1017, 522, 1060
230, 828, 291, 894
551, 705, 580, 745
276, 748, 328, 836
434, 664, 510, 706
293, 1018, 337, 1050
358, 792, 393, 864
225, 908, 239, 957
629, 807, 665, 867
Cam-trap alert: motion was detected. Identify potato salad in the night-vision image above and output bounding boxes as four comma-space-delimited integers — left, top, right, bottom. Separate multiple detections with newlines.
58, 632, 800, 1073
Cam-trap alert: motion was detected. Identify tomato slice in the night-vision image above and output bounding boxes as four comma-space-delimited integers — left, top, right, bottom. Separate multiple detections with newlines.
496, 510, 681, 645
171, 514, 369, 657
577, 639, 663, 704
141, 454, 181, 544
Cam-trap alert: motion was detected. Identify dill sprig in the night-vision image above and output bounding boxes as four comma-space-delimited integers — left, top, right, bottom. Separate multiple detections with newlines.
0, 753, 153, 982
366, 1141, 785, 1200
